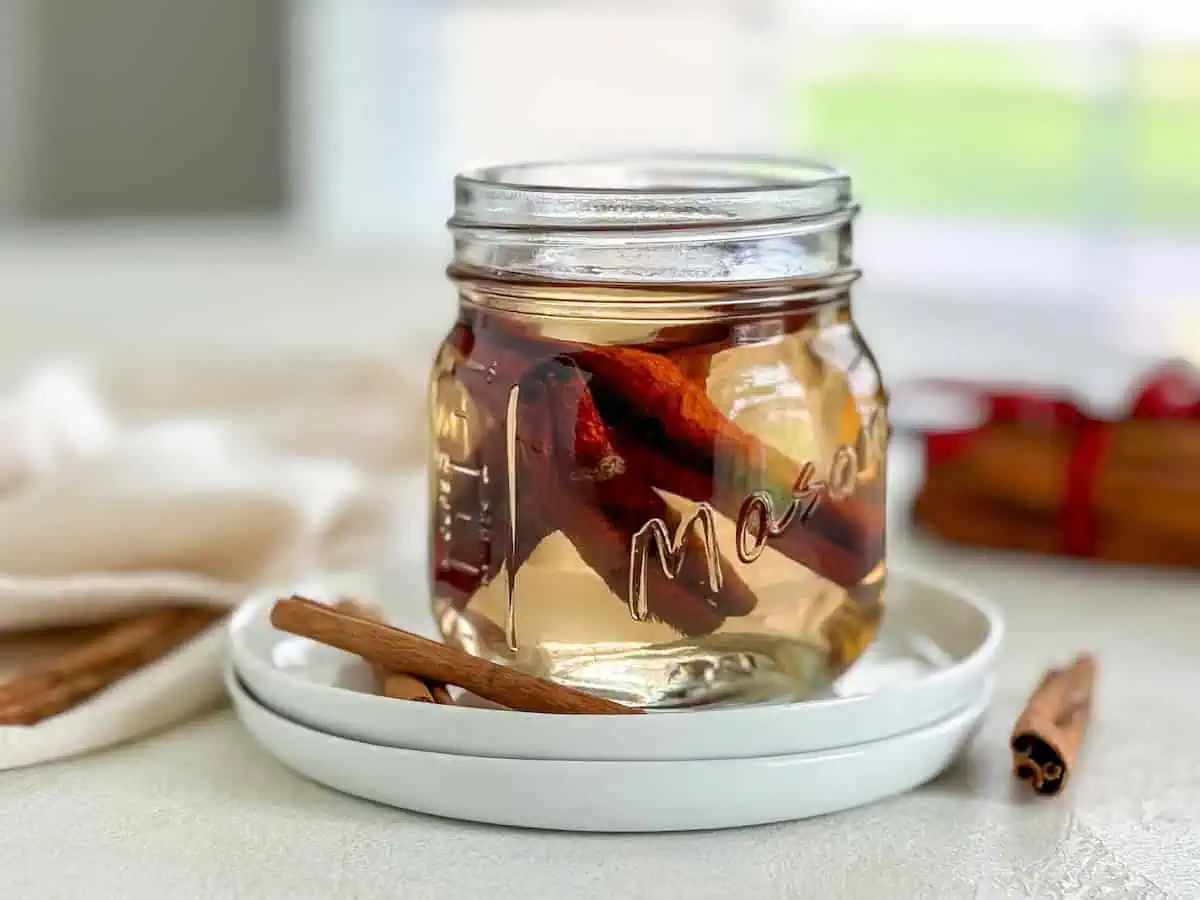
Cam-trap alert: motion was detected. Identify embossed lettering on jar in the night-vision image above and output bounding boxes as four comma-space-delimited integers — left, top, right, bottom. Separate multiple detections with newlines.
429, 156, 888, 708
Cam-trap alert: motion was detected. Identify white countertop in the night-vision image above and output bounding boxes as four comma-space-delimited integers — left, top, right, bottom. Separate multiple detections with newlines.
3, 516, 1198, 899
1, 226, 1198, 898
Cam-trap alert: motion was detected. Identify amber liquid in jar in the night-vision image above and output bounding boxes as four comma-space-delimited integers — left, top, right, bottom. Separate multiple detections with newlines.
429, 273, 887, 708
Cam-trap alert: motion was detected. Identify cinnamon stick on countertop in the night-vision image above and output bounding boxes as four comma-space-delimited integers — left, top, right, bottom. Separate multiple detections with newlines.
1011, 654, 1096, 796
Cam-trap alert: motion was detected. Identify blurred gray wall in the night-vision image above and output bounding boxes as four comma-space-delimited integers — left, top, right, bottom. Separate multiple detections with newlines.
2, 0, 286, 220
0, 0, 36, 218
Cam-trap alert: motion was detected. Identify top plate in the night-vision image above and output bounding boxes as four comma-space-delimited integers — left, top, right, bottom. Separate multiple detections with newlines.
229, 566, 1002, 761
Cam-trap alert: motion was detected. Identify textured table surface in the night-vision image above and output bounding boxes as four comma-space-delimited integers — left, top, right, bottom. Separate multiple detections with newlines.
1, 231, 1199, 898
3, 514, 1199, 899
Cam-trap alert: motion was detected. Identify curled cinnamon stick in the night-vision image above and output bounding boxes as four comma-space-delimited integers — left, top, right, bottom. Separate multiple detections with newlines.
571, 344, 883, 586
668, 342, 717, 387
455, 330, 744, 634
0, 609, 183, 708
511, 382, 728, 636
1011, 654, 1096, 796
465, 323, 883, 573
0, 606, 224, 726
379, 672, 434, 703
449, 319, 883, 629
535, 359, 757, 617
272, 596, 641, 715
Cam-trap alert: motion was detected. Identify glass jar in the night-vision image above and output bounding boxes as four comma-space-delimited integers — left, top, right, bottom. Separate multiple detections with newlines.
428, 155, 888, 708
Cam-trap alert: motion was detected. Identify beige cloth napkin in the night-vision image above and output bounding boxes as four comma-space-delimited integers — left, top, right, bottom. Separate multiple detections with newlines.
0, 354, 427, 770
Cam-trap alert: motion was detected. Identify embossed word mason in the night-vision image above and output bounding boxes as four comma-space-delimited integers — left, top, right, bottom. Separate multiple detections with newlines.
735, 445, 858, 566
626, 403, 884, 627
629, 505, 723, 622
500, 377, 880, 646
626, 444, 862, 623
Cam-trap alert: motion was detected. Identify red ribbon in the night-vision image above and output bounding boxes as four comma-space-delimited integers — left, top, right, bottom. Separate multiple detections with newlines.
916, 360, 1200, 558
1062, 420, 1109, 557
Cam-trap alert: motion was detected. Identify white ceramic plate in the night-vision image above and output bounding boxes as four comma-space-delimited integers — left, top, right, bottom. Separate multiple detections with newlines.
229, 667, 992, 832
229, 567, 1002, 760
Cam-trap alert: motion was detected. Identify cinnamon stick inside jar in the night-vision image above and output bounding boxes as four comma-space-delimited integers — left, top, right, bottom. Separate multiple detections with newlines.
435, 302, 887, 704
447, 324, 750, 635
570, 342, 884, 584
1011, 655, 1097, 796
457, 322, 885, 587
429, 155, 888, 708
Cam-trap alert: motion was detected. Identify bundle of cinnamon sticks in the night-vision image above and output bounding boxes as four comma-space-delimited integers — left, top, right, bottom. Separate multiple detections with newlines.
435, 314, 885, 636
915, 418, 1200, 568
0, 606, 225, 726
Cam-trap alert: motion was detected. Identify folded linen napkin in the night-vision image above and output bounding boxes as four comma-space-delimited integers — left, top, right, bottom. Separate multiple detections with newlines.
0, 354, 426, 770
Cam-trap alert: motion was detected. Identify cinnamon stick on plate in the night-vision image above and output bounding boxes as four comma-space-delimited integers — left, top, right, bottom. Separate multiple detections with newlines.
272, 596, 641, 716
333, 600, 454, 704
1011, 654, 1097, 796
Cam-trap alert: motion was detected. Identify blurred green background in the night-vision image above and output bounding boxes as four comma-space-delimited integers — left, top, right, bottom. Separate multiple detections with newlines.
796, 38, 1200, 230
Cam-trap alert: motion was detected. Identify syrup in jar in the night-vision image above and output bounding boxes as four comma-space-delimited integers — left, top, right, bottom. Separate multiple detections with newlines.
429, 157, 888, 708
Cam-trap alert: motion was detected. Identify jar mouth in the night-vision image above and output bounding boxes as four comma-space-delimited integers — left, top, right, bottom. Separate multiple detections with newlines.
450, 154, 853, 231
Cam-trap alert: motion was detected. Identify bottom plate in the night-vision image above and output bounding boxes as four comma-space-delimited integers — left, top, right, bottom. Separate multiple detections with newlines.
229, 668, 992, 833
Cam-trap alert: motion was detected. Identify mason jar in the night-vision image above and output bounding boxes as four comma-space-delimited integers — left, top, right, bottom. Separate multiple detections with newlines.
428, 156, 888, 708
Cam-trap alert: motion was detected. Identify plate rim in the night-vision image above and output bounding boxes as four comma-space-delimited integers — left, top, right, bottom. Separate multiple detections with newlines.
229, 571, 1008, 753
228, 663, 995, 766
227, 664, 992, 830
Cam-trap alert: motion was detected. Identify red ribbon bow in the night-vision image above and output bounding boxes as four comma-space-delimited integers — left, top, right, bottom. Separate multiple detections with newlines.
916, 360, 1200, 558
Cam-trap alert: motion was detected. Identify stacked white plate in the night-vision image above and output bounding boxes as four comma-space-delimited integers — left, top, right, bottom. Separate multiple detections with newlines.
227, 567, 1003, 832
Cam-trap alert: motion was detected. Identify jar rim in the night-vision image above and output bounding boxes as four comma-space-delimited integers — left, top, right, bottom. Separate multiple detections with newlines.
450, 153, 852, 231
